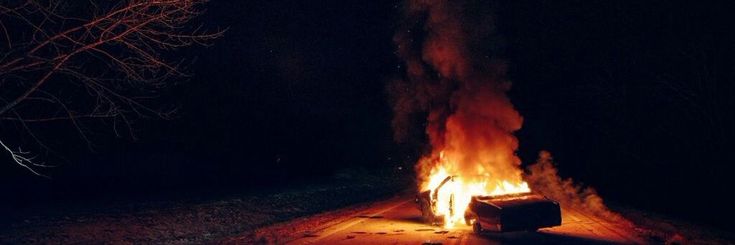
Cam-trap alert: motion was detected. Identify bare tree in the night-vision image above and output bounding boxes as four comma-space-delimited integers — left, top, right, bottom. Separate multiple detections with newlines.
0, 0, 223, 175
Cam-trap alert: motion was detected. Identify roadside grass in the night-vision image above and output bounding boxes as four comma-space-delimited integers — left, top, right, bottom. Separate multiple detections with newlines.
0, 167, 412, 244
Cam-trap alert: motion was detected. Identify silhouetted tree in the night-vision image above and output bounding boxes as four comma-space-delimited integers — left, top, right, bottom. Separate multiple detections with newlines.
0, 0, 222, 175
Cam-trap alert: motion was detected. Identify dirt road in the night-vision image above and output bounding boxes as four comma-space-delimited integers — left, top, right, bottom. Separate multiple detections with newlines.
239, 196, 644, 244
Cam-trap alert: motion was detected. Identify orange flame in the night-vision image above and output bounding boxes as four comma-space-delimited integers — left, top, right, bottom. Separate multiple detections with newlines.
392, 0, 533, 228
423, 156, 530, 227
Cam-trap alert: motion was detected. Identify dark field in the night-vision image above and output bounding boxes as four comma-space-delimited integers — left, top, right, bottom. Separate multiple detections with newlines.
0, 168, 410, 244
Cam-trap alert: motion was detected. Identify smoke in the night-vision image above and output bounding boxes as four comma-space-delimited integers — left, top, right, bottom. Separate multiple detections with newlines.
390, 0, 630, 226
526, 151, 629, 223
390, 0, 524, 189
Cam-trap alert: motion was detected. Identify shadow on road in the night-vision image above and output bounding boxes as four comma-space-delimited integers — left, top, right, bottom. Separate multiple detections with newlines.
393, 215, 425, 224
478, 231, 623, 244
389, 213, 626, 244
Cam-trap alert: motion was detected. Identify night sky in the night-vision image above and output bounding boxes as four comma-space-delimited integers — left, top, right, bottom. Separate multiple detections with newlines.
2, 0, 734, 231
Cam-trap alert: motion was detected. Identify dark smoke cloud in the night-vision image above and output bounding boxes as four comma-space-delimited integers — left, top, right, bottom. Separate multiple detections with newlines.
391, 1, 628, 225
390, 0, 523, 186
390, 0, 507, 142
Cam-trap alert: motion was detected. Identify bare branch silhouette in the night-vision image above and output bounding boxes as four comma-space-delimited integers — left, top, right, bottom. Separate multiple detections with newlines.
0, 0, 223, 175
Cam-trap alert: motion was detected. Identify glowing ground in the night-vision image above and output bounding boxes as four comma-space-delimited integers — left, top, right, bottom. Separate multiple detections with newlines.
227, 196, 646, 244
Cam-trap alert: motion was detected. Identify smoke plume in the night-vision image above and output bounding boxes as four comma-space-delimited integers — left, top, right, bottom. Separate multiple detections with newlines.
390, 0, 628, 225
390, 0, 525, 189
526, 151, 629, 222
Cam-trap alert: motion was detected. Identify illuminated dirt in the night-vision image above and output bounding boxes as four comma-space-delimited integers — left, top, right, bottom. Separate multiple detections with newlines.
228, 196, 646, 244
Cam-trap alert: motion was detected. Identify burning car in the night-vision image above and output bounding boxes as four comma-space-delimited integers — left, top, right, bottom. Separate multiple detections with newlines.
416, 176, 562, 233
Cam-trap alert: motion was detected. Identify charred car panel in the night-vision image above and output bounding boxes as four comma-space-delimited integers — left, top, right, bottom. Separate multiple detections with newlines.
416, 176, 455, 225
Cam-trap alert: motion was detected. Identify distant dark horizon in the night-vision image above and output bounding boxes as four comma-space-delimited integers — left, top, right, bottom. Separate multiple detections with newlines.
2, 0, 734, 232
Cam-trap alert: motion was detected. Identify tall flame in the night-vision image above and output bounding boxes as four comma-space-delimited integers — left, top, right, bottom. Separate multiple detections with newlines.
392, 0, 531, 228
423, 155, 530, 227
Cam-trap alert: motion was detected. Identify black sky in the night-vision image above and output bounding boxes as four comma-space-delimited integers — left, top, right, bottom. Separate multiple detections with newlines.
2, 0, 735, 231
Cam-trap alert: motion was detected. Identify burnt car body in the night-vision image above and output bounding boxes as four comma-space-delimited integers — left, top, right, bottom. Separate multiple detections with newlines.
416, 176, 562, 233
465, 193, 562, 232
416, 175, 455, 225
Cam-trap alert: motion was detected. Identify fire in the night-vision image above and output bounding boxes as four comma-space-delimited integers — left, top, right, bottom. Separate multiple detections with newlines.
423, 160, 530, 227
392, 0, 533, 229
392, 0, 620, 231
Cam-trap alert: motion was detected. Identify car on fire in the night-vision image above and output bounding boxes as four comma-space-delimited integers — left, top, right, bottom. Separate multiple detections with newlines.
416, 176, 562, 233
